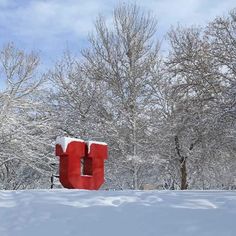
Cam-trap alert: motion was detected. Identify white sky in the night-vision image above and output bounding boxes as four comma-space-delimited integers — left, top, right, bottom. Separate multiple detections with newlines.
0, 0, 235, 66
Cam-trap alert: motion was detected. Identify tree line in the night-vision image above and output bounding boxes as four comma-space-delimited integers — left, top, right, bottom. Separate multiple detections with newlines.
0, 3, 235, 190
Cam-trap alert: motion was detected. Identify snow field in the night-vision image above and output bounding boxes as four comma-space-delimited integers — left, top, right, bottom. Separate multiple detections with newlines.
0, 190, 236, 236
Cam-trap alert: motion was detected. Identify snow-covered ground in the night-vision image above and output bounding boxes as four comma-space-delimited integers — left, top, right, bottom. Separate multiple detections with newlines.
0, 190, 236, 236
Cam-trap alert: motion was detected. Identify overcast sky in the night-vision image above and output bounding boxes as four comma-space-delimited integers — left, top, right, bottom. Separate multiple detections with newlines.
0, 0, 235, 68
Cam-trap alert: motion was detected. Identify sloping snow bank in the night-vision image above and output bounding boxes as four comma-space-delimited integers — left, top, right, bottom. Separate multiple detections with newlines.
0, 190, 236, 236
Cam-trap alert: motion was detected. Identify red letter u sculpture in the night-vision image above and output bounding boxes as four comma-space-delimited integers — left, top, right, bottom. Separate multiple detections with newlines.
55, 137, 108, 190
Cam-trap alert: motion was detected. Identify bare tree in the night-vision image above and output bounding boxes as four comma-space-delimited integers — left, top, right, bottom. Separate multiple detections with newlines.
0, 44, 54, 189
82, 3, 161, 189
48, 52, 105, 140
162, 9, 236, 189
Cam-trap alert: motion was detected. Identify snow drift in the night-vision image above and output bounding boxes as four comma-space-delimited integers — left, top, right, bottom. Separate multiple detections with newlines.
0, 190, 236, 236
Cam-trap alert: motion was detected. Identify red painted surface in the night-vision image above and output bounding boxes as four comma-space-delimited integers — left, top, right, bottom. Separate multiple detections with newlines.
55, 140, 108, 190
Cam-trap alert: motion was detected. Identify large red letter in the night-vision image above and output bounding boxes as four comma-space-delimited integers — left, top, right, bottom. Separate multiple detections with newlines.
55, 137, 108, 190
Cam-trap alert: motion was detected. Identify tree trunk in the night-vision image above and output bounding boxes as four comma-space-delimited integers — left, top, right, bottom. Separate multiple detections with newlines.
133, 164, 138, 190
180, 158, 188, 190
175, 135, 188, 190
